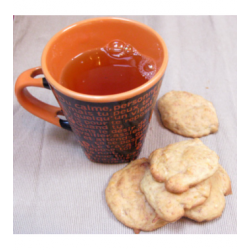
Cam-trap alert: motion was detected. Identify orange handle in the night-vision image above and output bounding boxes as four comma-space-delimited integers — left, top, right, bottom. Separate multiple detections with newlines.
15, 67, 62, 128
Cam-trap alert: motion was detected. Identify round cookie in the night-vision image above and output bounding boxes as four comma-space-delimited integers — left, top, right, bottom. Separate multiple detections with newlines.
158, 91, 219, 138
149, 139, 219, 193
140, 168, 211, 222
105, 158, 168, 233
185, 165, 232, 222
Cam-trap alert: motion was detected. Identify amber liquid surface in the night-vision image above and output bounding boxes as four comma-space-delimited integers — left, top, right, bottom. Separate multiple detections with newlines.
60, 40, 157, 95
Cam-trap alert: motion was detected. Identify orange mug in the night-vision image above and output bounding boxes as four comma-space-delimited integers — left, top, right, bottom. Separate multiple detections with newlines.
15, 17, 168, 163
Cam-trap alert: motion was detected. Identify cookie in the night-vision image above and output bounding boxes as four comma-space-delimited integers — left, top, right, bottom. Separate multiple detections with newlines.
105, 158, 168, 233
140, 167, 211, 222
158, 91, 219, 138
149, 139, 219, 193
185, 165, 232, 222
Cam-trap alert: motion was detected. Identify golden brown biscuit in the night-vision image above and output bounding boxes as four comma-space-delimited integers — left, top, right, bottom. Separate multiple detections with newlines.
140, 167, 211, 222
149, 139, 219, 193
185, 165, 232, 222
105, 158, 168, 233
158, 91, 219, 138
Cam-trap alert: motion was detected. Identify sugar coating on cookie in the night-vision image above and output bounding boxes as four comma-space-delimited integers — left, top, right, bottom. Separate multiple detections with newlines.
140, 167, 211, 222
105, 158, 168, 233
185, 165, 232, 222
158, 91, 219, 138
149, 139, 219, 194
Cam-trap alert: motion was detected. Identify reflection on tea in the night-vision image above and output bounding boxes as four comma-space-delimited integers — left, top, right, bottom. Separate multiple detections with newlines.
60, 40, 157, 95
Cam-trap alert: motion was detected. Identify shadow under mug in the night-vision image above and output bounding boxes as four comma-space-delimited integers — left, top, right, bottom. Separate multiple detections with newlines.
15, 17, 168, 163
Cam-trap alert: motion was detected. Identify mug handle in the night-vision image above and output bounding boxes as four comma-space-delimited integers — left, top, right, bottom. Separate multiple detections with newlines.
15, 67, 72, 131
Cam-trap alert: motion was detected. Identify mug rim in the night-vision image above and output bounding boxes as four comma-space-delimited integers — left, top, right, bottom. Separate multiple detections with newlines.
41, 17, 168, 103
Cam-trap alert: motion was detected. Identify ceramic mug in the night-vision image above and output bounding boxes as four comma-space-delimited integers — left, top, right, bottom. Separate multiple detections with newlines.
15, 17, 168, 163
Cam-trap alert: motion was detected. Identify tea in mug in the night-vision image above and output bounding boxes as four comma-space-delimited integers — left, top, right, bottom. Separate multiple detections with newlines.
60, 40, 157, 95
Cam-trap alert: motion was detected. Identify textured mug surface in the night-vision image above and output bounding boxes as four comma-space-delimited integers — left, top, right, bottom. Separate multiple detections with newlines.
52, 78, 163, 163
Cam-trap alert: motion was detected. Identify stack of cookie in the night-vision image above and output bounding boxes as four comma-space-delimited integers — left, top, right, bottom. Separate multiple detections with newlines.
105, 139, 232, 234
105, 91, 232, 233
